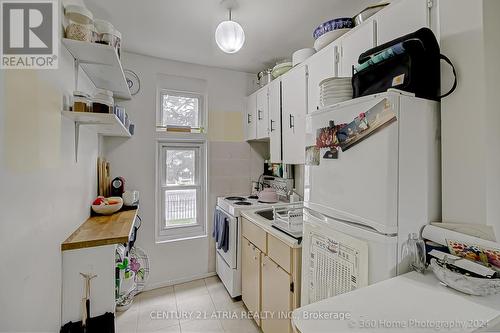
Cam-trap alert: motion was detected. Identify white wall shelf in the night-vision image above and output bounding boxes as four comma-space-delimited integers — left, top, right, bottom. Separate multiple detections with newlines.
62, 111, 131, 137
62, 38, 132, 100
62, 111, 131, 162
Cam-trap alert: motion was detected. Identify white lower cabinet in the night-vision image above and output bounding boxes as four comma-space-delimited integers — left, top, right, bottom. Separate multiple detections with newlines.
261, 255, 293, 333
268, 79, 282, 163
281, 66, 307, 164
241, 237, 261, 325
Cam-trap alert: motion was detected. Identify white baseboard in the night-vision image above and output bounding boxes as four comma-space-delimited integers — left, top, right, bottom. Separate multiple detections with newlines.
143, 272, 217, 291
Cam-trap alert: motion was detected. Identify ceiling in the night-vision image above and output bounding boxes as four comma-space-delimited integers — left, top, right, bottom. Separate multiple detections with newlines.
83, 0, 374, 73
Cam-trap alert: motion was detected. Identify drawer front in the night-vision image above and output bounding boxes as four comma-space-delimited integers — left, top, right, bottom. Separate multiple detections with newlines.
268, 233, 291, 273
242, 218, 267, 253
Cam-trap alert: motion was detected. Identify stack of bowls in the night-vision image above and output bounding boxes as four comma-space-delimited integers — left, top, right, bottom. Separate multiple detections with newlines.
313, 17, 354, 51
319, 77, 353, 107
271, 61, 293, 78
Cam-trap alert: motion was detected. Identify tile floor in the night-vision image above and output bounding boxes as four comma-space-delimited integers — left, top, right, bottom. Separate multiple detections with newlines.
116, 276, 261, 333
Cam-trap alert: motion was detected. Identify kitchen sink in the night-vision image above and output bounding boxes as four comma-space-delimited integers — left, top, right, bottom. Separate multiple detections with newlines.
256, 209, 274, 221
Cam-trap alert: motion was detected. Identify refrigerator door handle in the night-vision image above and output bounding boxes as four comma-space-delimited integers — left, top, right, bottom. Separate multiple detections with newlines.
303, 207, 328, 223
303, 207, 397, 237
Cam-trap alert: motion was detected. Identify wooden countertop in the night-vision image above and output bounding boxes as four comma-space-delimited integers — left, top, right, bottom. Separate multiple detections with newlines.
61, 209, 137, 251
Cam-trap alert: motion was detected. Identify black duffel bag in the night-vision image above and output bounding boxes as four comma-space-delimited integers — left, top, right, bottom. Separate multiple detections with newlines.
352, 27, 456, 101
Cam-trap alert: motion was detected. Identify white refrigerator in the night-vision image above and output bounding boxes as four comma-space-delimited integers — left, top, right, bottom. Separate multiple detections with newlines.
301, 91, 441, 306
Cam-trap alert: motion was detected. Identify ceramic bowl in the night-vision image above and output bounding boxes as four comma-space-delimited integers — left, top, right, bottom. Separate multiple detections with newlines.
430, 259, 500, 296
271, 62, 293, 78
92, 197, 123, 215
314, 29, 351, 51
313, 17, 354, 40
292, 48, 316, 66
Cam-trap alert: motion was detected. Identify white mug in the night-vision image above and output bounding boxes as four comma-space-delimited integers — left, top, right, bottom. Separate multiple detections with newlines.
123, 190, 139, 206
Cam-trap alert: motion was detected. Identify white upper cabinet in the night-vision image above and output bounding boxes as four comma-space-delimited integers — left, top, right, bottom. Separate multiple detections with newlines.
245, 94, 257, 141
339, 20, 376, 77
256, 87, 270, 139
306, 43, 340, 113
376, 0, 430, 45
268, 79, 282, 163
282, 65, 307, 165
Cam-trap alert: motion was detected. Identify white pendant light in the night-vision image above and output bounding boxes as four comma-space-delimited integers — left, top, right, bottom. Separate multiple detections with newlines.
215, 2, 245, 54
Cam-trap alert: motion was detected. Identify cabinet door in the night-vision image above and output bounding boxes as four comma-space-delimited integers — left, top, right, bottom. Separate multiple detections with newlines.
241, 237, 261, 326
261, 255, 292, 333
307, 43, 339, 113
256, 87, 269, 139
245, 94, 257, 141
268, 79, 282, 163
339, 21, 375, 77
376, 0, 430, 45
281, 66, 307, 164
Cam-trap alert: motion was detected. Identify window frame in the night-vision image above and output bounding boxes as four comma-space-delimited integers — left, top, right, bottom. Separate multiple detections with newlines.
156, 139, 207, 243
156, 89, 206, 131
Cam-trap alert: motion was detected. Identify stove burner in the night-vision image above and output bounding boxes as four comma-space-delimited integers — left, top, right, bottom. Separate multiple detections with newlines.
248, 195, 258, 199
234, 201, 252, 206
226, 196, 246, 201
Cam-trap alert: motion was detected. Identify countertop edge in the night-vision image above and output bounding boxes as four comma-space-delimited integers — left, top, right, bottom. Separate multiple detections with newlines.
240, 209, 302, 248
61, 209, 138, 251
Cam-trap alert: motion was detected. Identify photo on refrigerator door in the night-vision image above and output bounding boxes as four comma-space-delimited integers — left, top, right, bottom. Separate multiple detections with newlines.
315, 123, 344, 160
337, 102, 397, 151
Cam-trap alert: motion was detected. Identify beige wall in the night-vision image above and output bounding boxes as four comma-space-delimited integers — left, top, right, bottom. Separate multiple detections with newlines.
0, 50, 98, 331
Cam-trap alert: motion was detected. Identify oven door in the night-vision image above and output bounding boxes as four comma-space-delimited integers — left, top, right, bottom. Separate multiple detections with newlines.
215, 206, 238, 269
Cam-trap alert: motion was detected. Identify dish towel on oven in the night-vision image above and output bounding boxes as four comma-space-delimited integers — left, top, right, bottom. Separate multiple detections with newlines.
213, 209, 229, 252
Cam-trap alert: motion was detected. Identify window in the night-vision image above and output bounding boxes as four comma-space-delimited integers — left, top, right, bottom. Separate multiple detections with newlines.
158, 90, 204, 130
157, 141, 207, 242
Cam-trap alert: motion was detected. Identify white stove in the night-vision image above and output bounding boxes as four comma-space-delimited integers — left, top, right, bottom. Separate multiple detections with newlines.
216, 195, 286, 216
215, 194, 289, 298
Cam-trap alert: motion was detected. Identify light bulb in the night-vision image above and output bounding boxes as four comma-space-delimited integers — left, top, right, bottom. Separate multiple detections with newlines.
215, 20, 245, 54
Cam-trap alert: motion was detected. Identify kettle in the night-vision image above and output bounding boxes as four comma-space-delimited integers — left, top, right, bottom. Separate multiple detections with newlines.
258, 187, 278, 203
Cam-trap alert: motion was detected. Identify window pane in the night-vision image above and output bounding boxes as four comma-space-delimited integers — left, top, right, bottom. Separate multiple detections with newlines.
165, 189, 197, 226
166, 149, 195, 185
162, 93, 199, 128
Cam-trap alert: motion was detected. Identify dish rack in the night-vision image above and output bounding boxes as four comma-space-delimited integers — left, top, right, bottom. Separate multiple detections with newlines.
272, 204, 304, 238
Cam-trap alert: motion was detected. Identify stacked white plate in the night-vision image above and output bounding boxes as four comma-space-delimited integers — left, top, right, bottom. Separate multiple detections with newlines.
319, 77, 353, 107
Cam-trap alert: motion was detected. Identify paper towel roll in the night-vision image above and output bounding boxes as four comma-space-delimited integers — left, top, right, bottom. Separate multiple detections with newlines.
422, 225, 500, 249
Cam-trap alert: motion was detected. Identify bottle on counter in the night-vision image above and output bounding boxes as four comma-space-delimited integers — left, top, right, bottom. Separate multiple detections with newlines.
401, 233, 427, 273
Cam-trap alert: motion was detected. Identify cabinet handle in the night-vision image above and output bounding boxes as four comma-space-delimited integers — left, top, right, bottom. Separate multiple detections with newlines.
247, 114, 252, 124
270, 119, 275, 132
289, 114, 294, 129
258, 110, 263, 120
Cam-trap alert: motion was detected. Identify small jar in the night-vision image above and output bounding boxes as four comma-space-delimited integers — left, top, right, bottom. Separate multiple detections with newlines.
94, 19, 115, 45
65, 5, 94, 42
73, 91, 91, 112
92, 89, 114, 113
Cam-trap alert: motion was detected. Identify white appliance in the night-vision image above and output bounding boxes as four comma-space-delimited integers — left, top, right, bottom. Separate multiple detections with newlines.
215, 195, 290, 298
301, 91, 441, 306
